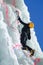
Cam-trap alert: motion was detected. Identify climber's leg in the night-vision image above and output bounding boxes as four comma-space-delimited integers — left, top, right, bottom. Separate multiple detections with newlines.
20, 31, 27, 48
21, 31, 35, 56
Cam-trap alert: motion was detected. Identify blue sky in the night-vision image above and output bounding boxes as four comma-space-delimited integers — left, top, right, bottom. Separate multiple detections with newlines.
24, 0, 43, 51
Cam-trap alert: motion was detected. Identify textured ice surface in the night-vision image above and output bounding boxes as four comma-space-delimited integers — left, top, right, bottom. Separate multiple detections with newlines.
0, 0, 43, 65
15, 0, 43, 58
36, 59, 43, 65
0, 4, 19, 65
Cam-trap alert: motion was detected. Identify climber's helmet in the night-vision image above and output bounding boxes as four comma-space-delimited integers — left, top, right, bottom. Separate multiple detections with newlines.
28, 22, 34, 28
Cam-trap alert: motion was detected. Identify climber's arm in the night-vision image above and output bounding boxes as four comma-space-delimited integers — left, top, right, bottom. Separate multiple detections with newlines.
18, 16, 27, 25
15, 0, 30, 23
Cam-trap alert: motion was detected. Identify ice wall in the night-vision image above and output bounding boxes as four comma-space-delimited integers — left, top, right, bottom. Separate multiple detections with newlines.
2, 0, 43, 58
0, 9, 19, 65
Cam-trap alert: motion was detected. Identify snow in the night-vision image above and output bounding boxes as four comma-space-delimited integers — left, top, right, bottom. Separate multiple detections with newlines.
0, 0, 43, 65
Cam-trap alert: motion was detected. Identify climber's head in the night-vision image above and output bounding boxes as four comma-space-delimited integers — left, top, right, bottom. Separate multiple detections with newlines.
28, 22, 34, 28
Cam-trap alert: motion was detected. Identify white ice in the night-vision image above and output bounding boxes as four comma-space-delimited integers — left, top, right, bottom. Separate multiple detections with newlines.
0, 0, 43, 65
